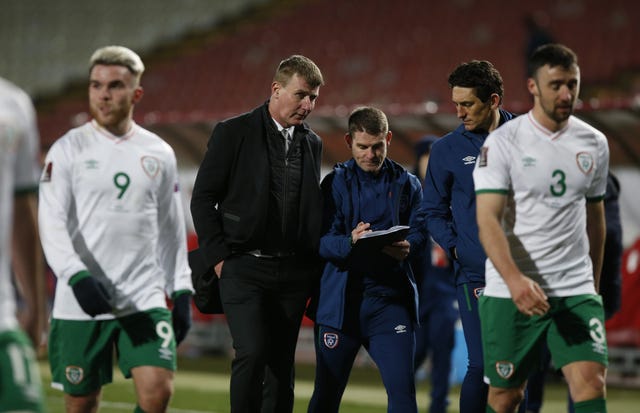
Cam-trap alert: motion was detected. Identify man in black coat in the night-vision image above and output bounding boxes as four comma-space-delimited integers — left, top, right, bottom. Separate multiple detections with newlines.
190, 55, 324, 413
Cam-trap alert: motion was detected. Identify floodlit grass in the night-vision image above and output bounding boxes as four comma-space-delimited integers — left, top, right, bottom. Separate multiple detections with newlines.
40, 355, 640, 413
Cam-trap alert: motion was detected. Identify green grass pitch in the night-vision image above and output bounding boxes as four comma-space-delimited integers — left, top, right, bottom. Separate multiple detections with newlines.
40, 356, 640, 413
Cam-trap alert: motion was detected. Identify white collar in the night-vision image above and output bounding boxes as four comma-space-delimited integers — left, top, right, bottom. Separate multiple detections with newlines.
272, 119, 294, 136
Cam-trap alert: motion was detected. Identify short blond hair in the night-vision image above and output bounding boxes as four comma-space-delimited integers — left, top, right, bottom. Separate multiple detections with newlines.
89, 45, 145, 81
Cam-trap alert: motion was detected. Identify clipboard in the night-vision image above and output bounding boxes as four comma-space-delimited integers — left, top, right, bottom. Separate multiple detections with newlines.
351, 225, 410, 255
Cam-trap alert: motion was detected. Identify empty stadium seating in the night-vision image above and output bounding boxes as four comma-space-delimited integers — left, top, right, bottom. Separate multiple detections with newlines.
4, 0, 638, 168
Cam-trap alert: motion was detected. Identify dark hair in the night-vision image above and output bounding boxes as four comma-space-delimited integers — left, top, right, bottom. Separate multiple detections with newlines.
448, 60, 504, 104
274, 55, 324, 88
348, 106, 388, 137
527, 43, 578, 78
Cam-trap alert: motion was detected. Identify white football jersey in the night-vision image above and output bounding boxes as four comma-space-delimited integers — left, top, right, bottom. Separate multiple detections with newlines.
39, 120, 193, 320
473, 112, 609, 298
0, 78, 41, 332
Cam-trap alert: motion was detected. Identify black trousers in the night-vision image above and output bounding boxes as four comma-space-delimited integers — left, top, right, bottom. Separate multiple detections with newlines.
219, 254, 313, 413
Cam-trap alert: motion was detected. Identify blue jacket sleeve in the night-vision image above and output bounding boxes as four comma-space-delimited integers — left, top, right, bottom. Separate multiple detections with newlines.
422, 141, 457, 258
406, 174, 428, 260
318, 171, 352, 265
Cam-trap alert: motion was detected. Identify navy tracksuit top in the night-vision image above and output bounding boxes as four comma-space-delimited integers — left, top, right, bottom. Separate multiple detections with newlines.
313, 158, 427, 330
423, 109, 516, 286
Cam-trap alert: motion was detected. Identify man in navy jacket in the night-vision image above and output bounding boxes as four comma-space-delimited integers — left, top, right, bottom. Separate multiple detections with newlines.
422, 60, 515, 413
308, 106, 427, 413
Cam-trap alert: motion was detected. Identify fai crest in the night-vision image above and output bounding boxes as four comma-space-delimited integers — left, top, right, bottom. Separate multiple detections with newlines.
141, 156, 160, 178
65, 366, 84, 385
473, 287, 485, 299
495, 361, 514, 379
576, 152, 594, 175
323, 332, 339, 349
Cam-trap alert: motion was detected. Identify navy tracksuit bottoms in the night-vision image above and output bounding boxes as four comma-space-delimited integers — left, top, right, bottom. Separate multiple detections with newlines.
308, 295, 417, 413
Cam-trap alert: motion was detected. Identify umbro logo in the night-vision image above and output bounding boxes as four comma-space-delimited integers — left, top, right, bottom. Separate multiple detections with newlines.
159, 348, 173, 361
394, 325, 407, 334
462, 156, 476, 165
522, 156, 536, 167
85, 159, 99, 169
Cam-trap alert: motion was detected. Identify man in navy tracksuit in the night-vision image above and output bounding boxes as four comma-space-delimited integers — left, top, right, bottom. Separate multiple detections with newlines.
422, 61, 515, 413
308, 106, 426, 413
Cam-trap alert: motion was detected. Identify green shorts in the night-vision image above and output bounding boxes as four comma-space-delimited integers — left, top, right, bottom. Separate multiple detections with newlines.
479, 294, 608, 388
0, 329, 45, 412
48, 308, 176, 395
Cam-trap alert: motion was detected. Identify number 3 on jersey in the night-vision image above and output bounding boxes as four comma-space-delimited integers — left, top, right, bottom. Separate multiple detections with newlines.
549, 169, 566, 197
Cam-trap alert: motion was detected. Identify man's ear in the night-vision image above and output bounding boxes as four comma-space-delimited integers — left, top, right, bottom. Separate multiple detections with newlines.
344, 133, 352, 148
271, 81, 282, 98
489, 93, 501, 110
527, 77, 539, 97
132, 86, 144, 104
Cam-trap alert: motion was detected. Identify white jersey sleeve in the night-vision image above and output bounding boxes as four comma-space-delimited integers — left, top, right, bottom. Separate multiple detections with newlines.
583, 120, 609, 200
156, 144, 193, 297
13, 90, 41, 192
38, 137, 89, 284
0, 78, 41, 332
473, 129, 511, 194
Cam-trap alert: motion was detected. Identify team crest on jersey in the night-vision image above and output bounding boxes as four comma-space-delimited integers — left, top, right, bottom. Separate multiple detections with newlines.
477, 147, 488, 167
65, 366, 84, 384
323, 332, 339, 349
495, 361, 515, 379
576, 152, 594, 175
141, 156, 160, 178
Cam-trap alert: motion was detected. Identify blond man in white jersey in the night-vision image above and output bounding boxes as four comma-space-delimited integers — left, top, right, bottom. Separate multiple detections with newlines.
39, 46, 193, 413
0, 76, 46, 412
473, 44, 609, 413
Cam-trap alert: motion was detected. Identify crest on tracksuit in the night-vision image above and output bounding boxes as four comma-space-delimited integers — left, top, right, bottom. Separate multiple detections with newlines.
323, 332, 339, 349
474, 287, 484, 299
